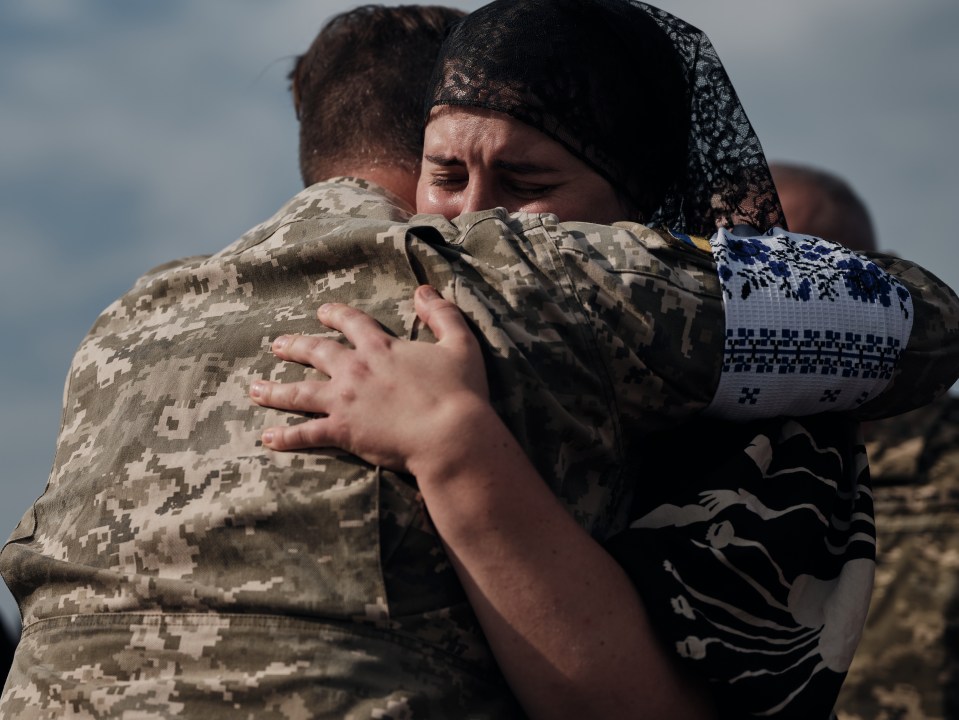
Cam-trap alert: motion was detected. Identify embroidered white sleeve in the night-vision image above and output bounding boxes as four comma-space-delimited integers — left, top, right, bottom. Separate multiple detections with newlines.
704, 227, 914, 419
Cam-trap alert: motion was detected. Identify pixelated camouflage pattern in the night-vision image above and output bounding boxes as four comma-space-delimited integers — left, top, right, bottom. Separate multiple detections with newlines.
857, 255, 959, 420
4, 614, 512, 719
837, 395, 959, 720
408, 210, 729, 531
2, 177, 958, 718
0, 180, 520, 719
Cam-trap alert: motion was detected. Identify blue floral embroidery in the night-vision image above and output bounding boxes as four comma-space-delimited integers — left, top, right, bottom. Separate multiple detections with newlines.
713, 231, 911, 320
799, 240, 837, 261
769, 260, 791, 278
726, 238, 771, 265
708, 229, 914, 419
838, 257, 893, 307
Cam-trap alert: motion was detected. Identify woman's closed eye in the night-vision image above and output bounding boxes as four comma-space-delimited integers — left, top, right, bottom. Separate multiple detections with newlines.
504, 180, 558, 199
425, 173, 556, 200
428, 174, 468, 191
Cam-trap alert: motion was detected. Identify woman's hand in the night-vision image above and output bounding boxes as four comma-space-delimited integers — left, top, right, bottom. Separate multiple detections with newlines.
249, 285, 490, 474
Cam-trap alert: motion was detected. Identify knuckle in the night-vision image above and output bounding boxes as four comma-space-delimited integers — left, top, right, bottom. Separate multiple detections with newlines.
287, 382, 315, 410
308, 337, 344, 367
326, 304, 360, 328
281, 333, 308, 350
367, 332, 394, 353
268, 428, 290, 451
343, 357, 372, 382
338, 305, 363, 320
326, 418, 352, 451
296, 335, 323, 356
288, 422, 310, 448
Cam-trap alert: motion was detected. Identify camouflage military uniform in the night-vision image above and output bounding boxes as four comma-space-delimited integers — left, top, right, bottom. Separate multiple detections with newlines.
2, 179, 958, 718
837, 395, 959, 720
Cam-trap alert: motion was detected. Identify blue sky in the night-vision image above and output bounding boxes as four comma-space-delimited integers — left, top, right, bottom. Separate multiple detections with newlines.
1, 0, 957, 634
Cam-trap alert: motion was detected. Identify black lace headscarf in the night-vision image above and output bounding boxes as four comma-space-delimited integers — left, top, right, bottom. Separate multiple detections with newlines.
426, 0, 785, 236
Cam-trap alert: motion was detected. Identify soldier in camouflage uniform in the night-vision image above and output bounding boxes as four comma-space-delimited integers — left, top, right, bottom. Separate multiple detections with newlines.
837, 397, 959, 720
2, 6, 959, 720
771, 163, 959, 720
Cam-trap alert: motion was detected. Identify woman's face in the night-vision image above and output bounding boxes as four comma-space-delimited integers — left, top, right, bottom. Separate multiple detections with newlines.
416, 107, 629, 224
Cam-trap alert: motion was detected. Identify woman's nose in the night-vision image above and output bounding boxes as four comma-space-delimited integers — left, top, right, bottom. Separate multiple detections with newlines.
460, 178, 498, 214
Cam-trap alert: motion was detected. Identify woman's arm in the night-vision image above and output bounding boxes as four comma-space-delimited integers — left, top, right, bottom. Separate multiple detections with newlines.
250, 285, 714, 720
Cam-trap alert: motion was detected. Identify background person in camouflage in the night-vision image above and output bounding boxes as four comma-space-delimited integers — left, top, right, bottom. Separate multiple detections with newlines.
771, 161, 959, 720
839, 398, 959, 720
2, 3, 959, 718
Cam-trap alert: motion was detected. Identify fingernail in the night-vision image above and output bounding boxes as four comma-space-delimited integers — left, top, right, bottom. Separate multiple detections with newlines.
419, 285, 439, 299
273, 336, 288, 350
250, 381, 264, 398
262, 431, 274, 445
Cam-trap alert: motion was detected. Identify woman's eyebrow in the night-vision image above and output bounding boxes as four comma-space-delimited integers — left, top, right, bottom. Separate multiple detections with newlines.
493, 159, 558, 174
424, 154, 558, 174
424, 154, 463, 167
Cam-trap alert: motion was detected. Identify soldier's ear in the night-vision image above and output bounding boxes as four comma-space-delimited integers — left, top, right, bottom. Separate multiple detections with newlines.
289, 55, 304, 122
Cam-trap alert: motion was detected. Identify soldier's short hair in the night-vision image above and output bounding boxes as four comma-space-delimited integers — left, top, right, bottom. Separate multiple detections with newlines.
290, 4, 465, 187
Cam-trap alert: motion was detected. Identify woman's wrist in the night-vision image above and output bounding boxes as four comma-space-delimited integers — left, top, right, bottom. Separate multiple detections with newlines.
405, 392, 512, 483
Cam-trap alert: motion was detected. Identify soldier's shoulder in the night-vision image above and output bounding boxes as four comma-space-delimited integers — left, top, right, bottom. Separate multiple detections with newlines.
226, 179, 413, 255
